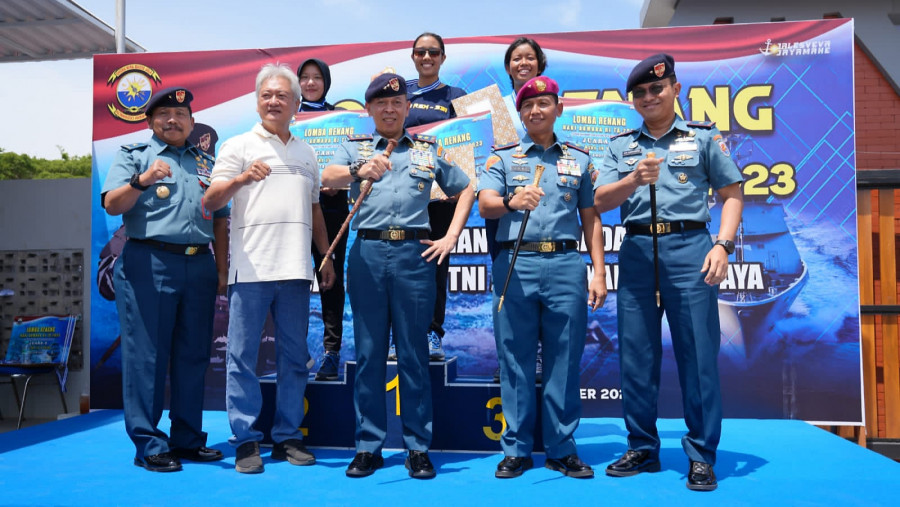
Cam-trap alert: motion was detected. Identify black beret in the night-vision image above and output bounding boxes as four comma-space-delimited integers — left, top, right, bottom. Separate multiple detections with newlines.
626, 54, 676, 93
365, 73, 406, 103
144, 87, 193, 115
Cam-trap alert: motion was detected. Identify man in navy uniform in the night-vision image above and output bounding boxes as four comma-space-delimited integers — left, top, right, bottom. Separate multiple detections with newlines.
322, 73, 474, 479
478, 76, 606, 479
594, 54, 743, 491
101, 87, 229, 472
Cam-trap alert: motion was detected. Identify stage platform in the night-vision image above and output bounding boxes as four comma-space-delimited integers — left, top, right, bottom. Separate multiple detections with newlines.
1, 410, 897, 505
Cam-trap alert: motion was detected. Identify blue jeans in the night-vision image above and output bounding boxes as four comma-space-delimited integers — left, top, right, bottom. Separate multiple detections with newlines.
226, 280, 311, 446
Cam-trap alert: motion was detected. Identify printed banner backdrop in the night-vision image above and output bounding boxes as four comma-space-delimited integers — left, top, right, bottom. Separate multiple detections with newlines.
91, 19, 861, 424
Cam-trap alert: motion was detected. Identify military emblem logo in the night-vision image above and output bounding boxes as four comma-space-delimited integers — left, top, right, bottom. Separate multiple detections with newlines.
535, 79, 547, 92
175, 89, 186, 103
678, 172, 688, 184
107, 63, 163, 123
653, 62, 665, 77
389, 78, 400, 91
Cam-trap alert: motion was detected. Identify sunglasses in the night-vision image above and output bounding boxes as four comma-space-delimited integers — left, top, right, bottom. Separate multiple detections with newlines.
631, 82, 668, 99
413, 48, 442, 57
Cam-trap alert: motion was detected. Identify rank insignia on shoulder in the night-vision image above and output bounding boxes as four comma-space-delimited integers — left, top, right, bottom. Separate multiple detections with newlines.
347, 134, 374, 142
121, 142, 149, 152
611, 129, 638, 140
686, 121, 715, 129
413, 134, 436, 144
492, 141, 519, 152
563, 141, 589, 156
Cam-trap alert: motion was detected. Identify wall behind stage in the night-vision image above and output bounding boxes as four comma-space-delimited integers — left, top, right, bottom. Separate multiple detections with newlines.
91, 19, 862, 424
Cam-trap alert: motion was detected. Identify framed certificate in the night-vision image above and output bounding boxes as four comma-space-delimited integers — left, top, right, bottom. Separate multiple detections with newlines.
452, 84, 518, 146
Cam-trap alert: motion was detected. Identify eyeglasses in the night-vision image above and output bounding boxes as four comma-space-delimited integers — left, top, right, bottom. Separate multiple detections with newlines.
631, 82, 668, 99
413, 48, 442, 57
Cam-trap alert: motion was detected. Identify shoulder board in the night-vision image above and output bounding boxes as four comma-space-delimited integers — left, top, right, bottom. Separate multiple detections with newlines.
564, 141, 590, 155
120, 142, 149, 152
686, 121, 715, 129
610, 129, 638, 141
413, 134, 436, 144
492, 141, 519, 151
347, 134, 374, 142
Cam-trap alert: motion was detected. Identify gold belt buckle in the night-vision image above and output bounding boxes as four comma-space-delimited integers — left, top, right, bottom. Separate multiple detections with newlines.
389, 230, 404, 240
539, 241, 554, 253
184, 246, 199, 255
653, 223, 671, 235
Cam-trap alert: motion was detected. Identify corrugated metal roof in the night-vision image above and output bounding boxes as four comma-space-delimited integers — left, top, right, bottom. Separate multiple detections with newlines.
0, 0, 144, 63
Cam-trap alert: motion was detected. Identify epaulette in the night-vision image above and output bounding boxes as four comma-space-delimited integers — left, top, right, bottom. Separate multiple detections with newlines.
347, 134, 374, 142
564, 141, 590, 156
686, 121, 716, 129
492, 141, 519, 151
121, 142, 149, 152
610, 129, 638, 141
413, 133, 436, 144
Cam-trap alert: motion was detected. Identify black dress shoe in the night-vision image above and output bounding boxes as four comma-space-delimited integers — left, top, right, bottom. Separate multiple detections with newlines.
346, 452, 384, 478
606, 449, 661, 477
134, 452, 182, 472
171, 446, 224, 462
545, 454, 594, 478
686, 460, 717, 491
405, 450, 436, 479
495, 456, 533, 478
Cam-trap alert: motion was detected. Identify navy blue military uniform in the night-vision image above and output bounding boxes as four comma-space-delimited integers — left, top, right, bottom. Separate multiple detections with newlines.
331, 131, 469, 454
596, 116, 742, 465
478, 136, 595, 459
101, 96, 228, 461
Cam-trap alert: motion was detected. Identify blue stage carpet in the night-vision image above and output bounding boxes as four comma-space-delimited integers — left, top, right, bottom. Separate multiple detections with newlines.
0, 411, 897, 506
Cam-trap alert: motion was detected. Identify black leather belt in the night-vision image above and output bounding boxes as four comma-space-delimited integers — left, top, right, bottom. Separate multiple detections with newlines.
357, 229, 430, 241
498, 240, 578, 253
626, 221, 707, 236
129, 238, 211, 255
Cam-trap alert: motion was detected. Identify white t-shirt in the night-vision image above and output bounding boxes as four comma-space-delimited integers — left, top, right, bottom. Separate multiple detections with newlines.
210, 123, 319, 284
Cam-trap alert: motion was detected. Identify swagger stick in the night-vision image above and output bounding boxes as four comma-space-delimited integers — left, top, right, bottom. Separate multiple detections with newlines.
498, 164, 545, 311
647, 151, 661, 307
319, 139, 398, 271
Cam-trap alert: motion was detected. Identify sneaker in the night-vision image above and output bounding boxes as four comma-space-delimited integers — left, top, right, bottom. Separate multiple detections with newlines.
315, 351, 340, 381
388, 342, 397, 361
235, 441, 263, 474
428, 331, 445, 361
535, 350, 543, 384
271, 438, 316, 466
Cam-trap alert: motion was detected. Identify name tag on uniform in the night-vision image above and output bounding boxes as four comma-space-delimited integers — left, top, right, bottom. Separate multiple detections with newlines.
669, 142, 698, 152
622, 148, 642, 157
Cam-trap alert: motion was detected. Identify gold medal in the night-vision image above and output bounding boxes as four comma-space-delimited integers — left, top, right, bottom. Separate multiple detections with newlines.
156, 186, 170, 199
678, 172, 688, 184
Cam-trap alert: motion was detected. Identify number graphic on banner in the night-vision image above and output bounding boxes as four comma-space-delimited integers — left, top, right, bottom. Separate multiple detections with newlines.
483, 396, 507, 441
742, 162, 797, 196
386, 375, 400, 416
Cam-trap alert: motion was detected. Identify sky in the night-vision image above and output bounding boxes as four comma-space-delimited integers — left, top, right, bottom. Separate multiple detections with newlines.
0, 0, 643, 159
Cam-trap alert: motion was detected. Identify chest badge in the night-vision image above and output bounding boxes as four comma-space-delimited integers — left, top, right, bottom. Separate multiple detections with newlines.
564, 192, 572, 202
677, 172, 688, 184
625, 158, 638, 166
156, 186, 170, 199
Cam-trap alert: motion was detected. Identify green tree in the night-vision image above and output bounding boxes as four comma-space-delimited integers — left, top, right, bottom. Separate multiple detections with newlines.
0, 147, 91, 180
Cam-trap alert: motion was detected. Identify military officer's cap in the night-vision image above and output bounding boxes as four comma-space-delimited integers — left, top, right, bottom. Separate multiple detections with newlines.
626, 53, 676, 93
515, 76, 559, 111
365, 73, 406, 103
144, 87, 193, 115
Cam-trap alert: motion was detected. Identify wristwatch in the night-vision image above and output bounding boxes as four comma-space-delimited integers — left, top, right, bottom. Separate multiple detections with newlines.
714, 239, 735, 255
129, 173, 149, 191
502, 193, 515, 212
348, 160, 364, 182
